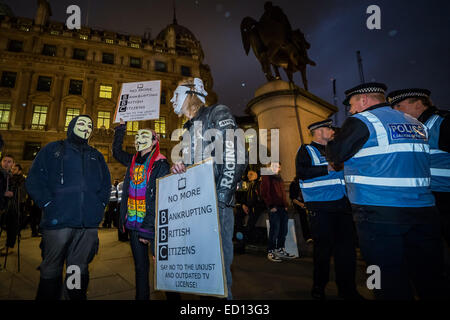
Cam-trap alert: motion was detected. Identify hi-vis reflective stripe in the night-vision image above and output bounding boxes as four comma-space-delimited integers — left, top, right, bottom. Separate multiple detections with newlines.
431, 168, 450, 177
306, 145, 327, 165
354, 143, 429, 158
430, 149, 447, 155
345, 175, 430, 187
425, 114, 440, 130
300, 179, 345, 188
359, 111, 389, 146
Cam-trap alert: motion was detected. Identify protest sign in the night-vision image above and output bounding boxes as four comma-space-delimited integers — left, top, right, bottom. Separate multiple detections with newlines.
155, 159, 227, 297
113, 80, 161, 122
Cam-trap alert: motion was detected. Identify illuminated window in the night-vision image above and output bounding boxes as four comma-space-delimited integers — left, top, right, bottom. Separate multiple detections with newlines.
50, 30, 60, 35
65, 108, 80, 130
79, 34, 88, 40
0, 103, 11, 130
20, 25, 30, 32
97, 111, 110, 129
155, 117, 166, 138
130, 43, 140, 49
127, 121, 139, 135
105, 39, 114, 44
96, 145, 109, 162
31, 105, 48, 130
99, 84, 112, 98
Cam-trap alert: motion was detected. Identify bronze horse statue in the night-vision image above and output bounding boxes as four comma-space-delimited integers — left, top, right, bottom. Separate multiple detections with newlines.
240, 7, 316, 90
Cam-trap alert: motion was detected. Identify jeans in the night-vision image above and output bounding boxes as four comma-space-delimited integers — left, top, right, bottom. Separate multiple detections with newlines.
219, 206, 235, 300
268, 206, 288, 251
355, 205, 446, 300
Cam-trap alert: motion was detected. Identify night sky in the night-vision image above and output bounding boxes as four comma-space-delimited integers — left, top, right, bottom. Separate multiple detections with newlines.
5, 0, 450, 123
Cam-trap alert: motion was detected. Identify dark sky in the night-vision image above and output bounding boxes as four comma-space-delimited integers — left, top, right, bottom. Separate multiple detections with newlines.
5, 0, 450, 122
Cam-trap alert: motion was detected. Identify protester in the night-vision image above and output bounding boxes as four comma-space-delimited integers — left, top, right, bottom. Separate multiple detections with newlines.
289, 176, 311, 243
260, 162, 295, 262
113, 119, 179, 300
326, 83, 446, 300
242, 170, 265, 244
26, 115, 111, 300
170, 77, 247, 299
296, 119, 360, 300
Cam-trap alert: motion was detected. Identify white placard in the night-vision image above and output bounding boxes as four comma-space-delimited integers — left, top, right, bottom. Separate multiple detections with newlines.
155, 159, 227, 297
266, 219, 299, 258
113, 80, 161, 123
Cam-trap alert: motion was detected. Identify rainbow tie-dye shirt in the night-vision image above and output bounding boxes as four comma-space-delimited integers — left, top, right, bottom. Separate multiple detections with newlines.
126, 155, 151, 233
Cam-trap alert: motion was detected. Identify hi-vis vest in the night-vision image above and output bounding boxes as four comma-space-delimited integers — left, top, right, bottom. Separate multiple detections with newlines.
424, 114, 450, 192
110, 185, 118, 202
299, 145, 346, 202
344, 106, 434, 207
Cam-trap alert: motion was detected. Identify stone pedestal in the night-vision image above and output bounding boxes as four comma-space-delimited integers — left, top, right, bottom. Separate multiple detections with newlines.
247, 80, 338, 184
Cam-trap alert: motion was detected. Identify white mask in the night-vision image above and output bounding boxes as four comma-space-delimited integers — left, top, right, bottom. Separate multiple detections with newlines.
135, 129, 154, 152
170, 78, 208, 115
73, 116, 93, 140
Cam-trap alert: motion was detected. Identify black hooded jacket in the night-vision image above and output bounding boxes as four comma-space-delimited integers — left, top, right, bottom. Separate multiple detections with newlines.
25, 115, 111, 229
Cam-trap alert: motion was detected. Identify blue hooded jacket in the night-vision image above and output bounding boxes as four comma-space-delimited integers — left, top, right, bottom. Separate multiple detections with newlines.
25, 115, 111, 229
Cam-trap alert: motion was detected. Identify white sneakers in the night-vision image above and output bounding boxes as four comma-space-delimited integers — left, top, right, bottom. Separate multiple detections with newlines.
267, 248, 296, 262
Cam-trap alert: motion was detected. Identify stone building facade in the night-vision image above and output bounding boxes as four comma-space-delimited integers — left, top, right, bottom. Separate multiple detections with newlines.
0, 0, 217, 180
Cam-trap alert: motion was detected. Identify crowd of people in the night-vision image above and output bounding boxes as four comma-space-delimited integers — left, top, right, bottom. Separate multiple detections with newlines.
0, 78, 448, 301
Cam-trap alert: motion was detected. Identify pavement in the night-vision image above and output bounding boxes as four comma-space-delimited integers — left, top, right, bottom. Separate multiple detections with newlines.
0, 227, 375, 300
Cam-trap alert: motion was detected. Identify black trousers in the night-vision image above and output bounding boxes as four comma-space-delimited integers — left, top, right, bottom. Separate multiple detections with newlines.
293, 204, 311, 241
353, 204, 446, 300
307, 197, 357, 296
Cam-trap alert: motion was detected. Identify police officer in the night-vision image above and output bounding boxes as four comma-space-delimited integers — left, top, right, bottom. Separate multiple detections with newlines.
296, 119, 360, 300
326, 83, 445, 300
387, 89, 450, 246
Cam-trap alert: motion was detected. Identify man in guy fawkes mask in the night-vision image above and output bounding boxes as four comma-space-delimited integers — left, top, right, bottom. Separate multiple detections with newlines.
113, 120, 179, 300
26, 115, 111, 300
170, 77, 247, 300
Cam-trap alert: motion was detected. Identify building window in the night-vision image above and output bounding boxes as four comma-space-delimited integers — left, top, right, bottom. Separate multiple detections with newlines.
96, 145, 109, 162
160, 90, 166, 105
130, 43, 140, 49
79, 34, 89, 40
0, 103, 11, 130
31, 105, 48, 130
102, 52, 114, 64
69, 79, 83, 95
155, 61, 167, 72
8, 40, 23, 52
37, 76, 52, 92
99, 84, 112, 98
73, 48, 86, 60
0, 72, 17, 88
50, 30, 60, 36
20, 25, 31, 32
181, 66, 191, 77
105, 39, 114, 44
130, 57, 142, 68
65, 108, 80, 129
97, 111, 111, 129
42, 44, 57, 56
155, 116, 166, 138
23, 142, 41, 161
127, 121, 139, 135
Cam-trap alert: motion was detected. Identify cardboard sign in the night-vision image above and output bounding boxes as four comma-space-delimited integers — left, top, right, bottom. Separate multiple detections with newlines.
113, 80, 161, 123
155, 159, 227, 297
266, 219, 300, 258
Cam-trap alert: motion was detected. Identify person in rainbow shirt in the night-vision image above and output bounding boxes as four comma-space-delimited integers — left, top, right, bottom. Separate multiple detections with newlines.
113, 119, 175, 300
